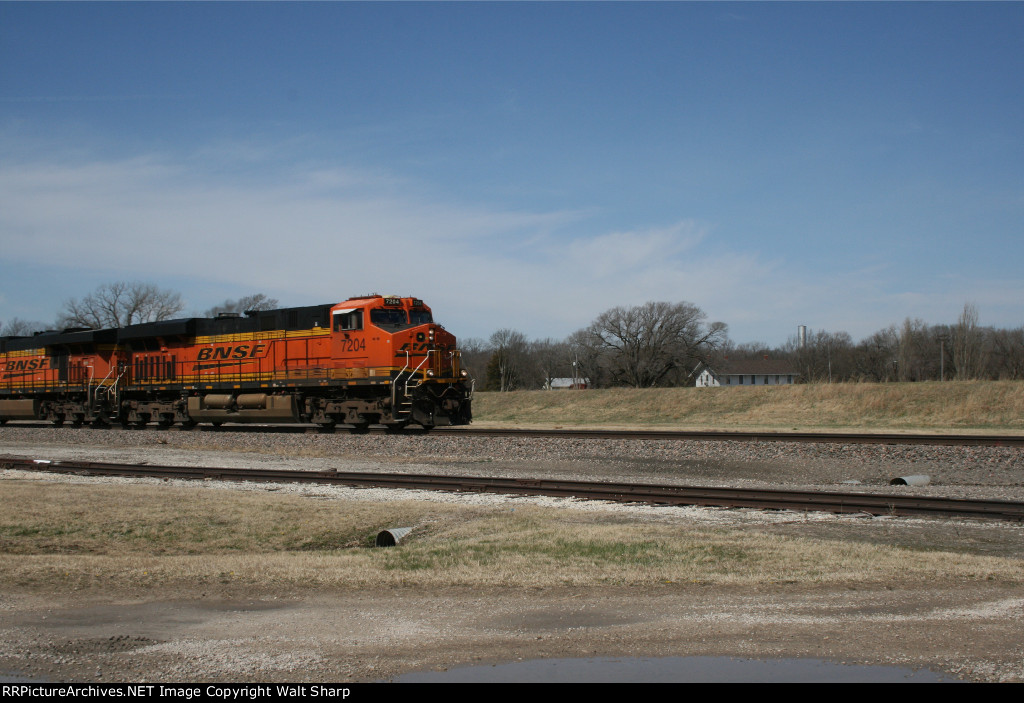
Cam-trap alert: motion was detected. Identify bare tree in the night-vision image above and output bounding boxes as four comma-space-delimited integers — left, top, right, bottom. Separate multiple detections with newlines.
854, 325, 899, 382
990, 327, 1024, 380
455, 336, 489, 384
585, 301, 728, 387
205, 293, 280, 317
1, 317, 51, 337
952, 303, 985, 380
566, 327, 610, 389
530, 338, 571, 389
485, 329, 530, 392
897, 318, 934, 382
783, 329, 855, 383
59, 281, 185, 329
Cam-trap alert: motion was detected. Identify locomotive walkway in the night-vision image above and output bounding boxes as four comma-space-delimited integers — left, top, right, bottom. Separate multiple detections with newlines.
4, 456, 1023, 523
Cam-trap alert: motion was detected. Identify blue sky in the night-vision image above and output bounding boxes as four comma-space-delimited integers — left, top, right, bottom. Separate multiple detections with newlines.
1, 2, 1022, 346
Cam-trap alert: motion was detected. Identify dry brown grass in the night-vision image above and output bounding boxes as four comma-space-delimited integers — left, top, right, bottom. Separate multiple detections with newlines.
473, 381, 1024, 432
2, 480, 1021, 594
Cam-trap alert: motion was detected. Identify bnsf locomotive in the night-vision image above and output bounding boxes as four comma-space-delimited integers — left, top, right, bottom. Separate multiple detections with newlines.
0, 295, 472, 430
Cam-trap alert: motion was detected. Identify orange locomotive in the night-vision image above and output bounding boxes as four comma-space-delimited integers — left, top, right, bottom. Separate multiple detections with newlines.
0, 295, 472, 430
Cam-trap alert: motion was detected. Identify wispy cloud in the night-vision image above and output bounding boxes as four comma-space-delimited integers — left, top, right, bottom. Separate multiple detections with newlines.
1, 139, 1020, 344
566, 221, 706, 278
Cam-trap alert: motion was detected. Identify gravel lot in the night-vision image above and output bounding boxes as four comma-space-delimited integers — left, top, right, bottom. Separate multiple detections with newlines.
2, 424, 1023, 682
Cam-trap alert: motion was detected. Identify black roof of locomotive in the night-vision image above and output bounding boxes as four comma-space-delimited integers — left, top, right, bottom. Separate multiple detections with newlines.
0, 304, 336, 353
119, 303, 335, 340
1, 327, 118, 352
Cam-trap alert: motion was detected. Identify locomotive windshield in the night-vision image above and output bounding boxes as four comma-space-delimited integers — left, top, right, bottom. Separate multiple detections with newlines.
409, 309, 433, 325
367, 306, 434, 329
370, 308, 408, 327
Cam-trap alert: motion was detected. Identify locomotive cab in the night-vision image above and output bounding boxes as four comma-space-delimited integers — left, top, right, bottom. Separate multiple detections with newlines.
324, 295, 471, 429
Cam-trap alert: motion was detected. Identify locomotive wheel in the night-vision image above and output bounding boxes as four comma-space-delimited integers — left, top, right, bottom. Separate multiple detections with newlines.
158, 415, 175, 428
71, 415, 85, 427
51, 414, 65, 428
179, 419, 196, 430
348, 423, 370, 434
316, 420, 336, 433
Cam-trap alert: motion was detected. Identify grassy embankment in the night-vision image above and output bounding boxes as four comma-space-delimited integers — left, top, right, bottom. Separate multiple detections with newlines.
2, 480, 1022, 594
471, 380, 1024, 433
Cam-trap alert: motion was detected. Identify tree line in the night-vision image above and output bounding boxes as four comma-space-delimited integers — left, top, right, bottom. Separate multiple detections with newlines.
764, 304, 1024, 383
461, 302, 1024, 388
461, 301, 729, 391
3, 282, 1021, 385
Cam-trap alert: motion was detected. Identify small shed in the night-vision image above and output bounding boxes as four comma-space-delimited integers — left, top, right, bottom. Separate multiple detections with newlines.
545, 377, 589, 390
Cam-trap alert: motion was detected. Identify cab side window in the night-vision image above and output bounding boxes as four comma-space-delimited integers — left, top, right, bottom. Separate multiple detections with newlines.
333, 310, 363, 332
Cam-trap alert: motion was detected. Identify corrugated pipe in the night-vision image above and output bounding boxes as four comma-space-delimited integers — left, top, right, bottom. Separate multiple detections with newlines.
889, 475, 930, 486
376, 527, 414, 547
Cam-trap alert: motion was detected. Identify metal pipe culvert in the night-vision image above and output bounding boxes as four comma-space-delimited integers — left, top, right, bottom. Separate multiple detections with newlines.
889, 475, 930, 486
375, 527, 414, 547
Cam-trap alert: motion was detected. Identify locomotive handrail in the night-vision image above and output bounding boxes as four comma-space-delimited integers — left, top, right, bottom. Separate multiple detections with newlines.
88, 364, 119, 416
393, 351, 412, 419
407, 354, 429, 395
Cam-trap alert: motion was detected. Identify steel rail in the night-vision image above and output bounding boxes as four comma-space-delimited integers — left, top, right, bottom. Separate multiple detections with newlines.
4, 456, 1022, 522
3, 421, 1023, 446
432, 427, 1024, 447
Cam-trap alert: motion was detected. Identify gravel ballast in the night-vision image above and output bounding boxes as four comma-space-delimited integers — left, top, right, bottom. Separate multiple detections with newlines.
1, 425, 1022, 501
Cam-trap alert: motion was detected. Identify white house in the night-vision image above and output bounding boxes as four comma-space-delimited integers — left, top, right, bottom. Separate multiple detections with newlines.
694, 359, 799, 387
544, 377, 589, 390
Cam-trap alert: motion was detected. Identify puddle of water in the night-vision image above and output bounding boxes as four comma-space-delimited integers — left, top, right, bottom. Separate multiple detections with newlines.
389, 656, 961, 683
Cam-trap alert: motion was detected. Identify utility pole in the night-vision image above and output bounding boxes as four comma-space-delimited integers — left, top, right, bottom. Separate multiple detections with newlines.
937, 334, 949, 381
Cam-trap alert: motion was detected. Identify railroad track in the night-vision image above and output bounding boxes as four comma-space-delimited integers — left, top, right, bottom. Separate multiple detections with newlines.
433, 427, 1024, 447
3, 421, 1023, 446
4, 456, 1023, 523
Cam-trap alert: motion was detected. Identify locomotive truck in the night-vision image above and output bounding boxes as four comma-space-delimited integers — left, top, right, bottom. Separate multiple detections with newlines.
0, 294, 472, 431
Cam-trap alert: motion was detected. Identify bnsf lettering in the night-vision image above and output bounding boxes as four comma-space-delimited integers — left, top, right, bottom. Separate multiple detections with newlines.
4, 359, 47, 372
196, 344, 267, 361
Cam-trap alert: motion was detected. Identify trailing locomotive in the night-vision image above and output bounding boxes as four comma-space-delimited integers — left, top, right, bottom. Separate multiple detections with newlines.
0, 295, 472, 430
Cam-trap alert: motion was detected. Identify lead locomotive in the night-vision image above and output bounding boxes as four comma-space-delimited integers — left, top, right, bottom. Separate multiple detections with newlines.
0, 295, 472, 430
